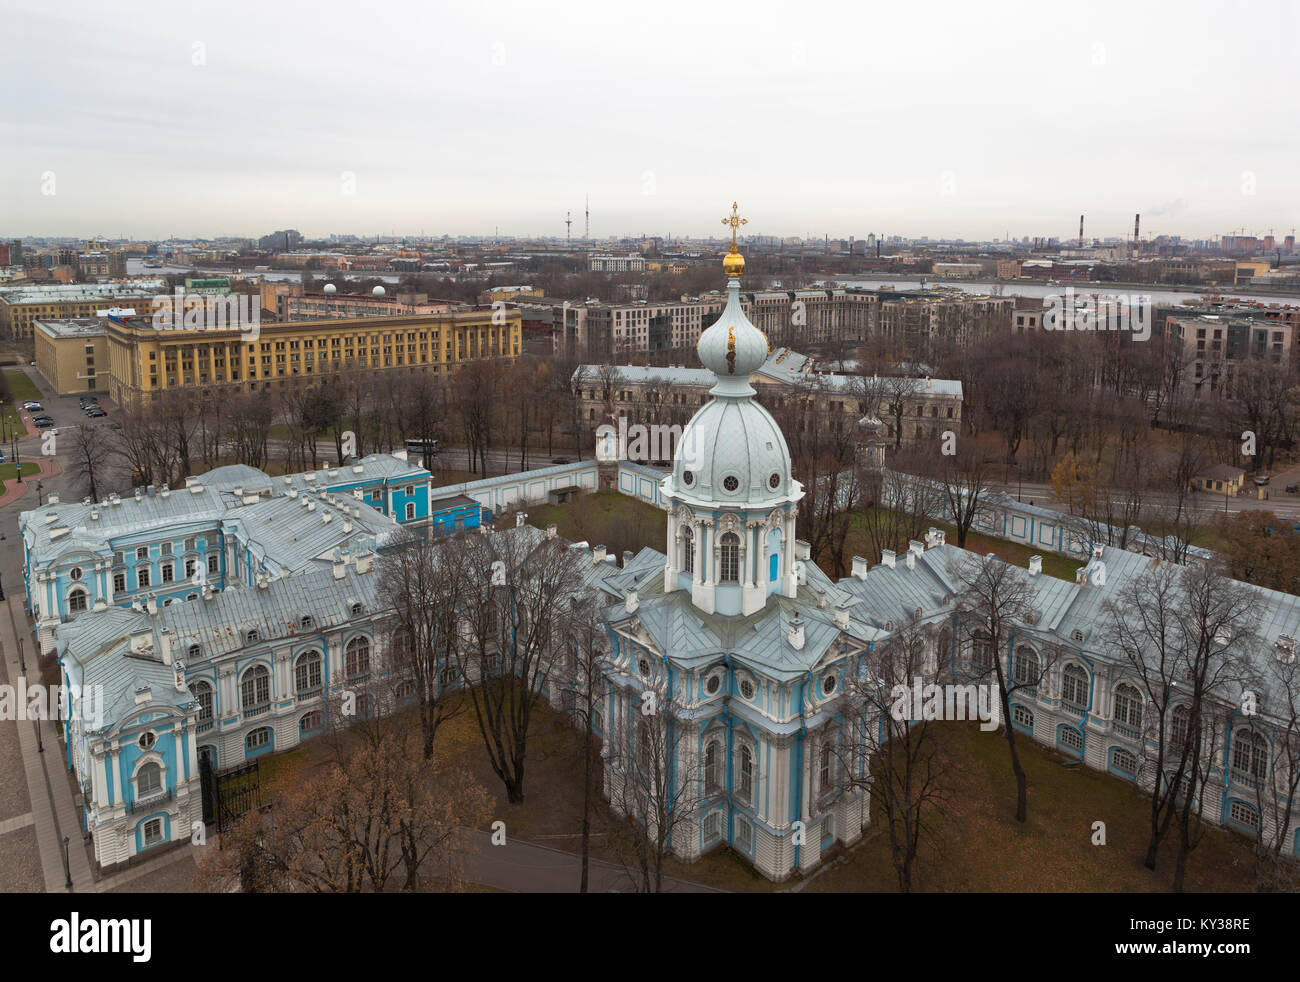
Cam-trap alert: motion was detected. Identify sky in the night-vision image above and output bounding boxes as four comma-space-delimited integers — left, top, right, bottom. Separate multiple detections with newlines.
2, 0, 1297, 243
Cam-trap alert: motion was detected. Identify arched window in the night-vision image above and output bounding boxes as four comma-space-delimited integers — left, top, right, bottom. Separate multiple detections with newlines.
345, 636, 370, 678
137, 762, 162, 798
819, 738, 836, 792
1171, 704, 1190, 747
1114, 683, 1142, 732
68, 589, 88, 613
187, 643, 201, 660
192, 681, 214, 726
738, 744, 754, 804
719, 532, 739, 583
299, 710, 322, 735
1231, 730, 1268, 785
392, 629, 414, 658
295, 650, 322, 695
241, 665, 270, 712
704, 739, 721, 794
246, 628, 260, 645
683, 528, 694, 575
1012, 646, 1039, 690
1061, 664, 1088, 710
971, 631, 992, 670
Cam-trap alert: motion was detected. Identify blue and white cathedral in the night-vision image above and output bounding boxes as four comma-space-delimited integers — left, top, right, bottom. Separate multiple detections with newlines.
597, 218, 877, 878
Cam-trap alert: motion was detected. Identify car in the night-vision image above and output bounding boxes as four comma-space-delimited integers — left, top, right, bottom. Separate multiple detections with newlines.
551, 457, 571, 464
33, 418, 55, 429
1255, 475, 1271, 486
1287, 484, 1299, 494
23, 402, 42, 411
86, 409, 107, 418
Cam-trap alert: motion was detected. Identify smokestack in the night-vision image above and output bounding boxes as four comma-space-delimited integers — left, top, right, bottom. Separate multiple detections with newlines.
1133, 213, 1140, 258
1079, 214, 1085, 248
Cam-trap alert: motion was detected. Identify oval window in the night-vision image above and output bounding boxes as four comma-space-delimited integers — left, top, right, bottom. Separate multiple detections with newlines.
723, 475, 739, 492
740, 678, 755, 700
682, 470, 694, 487
823, 675, 837, 695
706, 674, 721, 695
769, 472, 780, 489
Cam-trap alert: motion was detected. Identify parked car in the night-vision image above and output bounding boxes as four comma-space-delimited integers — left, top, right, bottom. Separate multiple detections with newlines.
23, 402, 42, 412
551, 457, 571, 465
86, 408, 107, 418
1287, 484, 1298, 493
33, 418, 55, 429
1255, 475, 1271, 486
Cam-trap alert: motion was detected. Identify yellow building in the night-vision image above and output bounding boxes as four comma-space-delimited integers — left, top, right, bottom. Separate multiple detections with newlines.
98, 309, 521, 407
1193, 463, 1245, 497
33, 319, 110, 394
0, 281, 164, 339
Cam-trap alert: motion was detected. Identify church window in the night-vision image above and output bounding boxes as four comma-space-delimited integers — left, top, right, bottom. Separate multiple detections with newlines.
683, 531, 694, 574
682, 470, 694, 487
822, 674, 837, 696
638, 658, 651, 679
739, 677, 755, 700
704, 739, 721, 794
1114, 684, 1142, 731
705, 673, 721, 696
704, 812, 721, 842
720, 533, 739, 583
735, 816, 753, 851
1062, 664, 1088, 711
769, 472, 780, 489
137, 762, 162, 797
738, 744, 754, 804
722, 475, 739, 493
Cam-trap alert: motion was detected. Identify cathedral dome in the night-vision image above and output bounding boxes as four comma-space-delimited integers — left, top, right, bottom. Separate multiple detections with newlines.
673, 395, 793, 505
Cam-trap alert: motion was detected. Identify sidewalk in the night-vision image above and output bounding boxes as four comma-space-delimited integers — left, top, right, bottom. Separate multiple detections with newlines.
0, 595, 93, 892
0, 456, 62, 510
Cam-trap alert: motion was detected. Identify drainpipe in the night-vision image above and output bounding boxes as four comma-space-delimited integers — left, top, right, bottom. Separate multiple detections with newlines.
661, 653, 675, 846
793, 669, 811, 873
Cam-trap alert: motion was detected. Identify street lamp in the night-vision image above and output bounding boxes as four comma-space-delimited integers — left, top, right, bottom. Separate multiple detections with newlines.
36, 481, 42, 506
62, 835, 72, 889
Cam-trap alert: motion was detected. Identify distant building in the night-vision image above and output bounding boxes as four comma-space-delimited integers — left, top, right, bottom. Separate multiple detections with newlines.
0, 280, 166, 339
1192, 463, 1245, 497
589, 254, 646, 273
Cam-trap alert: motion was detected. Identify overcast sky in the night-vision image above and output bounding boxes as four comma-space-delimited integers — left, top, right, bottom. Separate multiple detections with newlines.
2, 0, 1297, 242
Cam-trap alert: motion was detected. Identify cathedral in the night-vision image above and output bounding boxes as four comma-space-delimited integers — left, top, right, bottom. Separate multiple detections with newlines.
595, 211, 879, 878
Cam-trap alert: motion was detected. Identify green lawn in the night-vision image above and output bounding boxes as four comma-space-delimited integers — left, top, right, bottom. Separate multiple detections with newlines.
4, 370, 42, 404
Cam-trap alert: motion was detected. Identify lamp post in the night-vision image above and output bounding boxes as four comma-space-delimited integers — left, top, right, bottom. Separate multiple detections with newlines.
36, 481, 42, 507
62, 835, 72, 889
17, 635, 24, 673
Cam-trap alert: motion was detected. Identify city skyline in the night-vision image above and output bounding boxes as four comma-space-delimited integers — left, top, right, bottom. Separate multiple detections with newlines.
3, 0, 1298, 241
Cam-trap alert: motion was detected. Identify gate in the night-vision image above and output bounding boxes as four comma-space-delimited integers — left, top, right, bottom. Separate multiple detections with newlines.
200, 757, 262, 833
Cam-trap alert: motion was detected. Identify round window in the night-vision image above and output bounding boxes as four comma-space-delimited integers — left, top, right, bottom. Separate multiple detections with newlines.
823, 675, 837, 696
706, 674, 721, 695
682, 470, 694, 487
768, 472, 780, 490
138, 731, 156, 751
723, 475, 739, 493
70, 567, 83, 581
638, 658, 651, 678
740, 678, 755, 700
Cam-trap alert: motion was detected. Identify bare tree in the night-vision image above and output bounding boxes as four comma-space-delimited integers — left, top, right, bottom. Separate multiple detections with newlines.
67, 424, 112, 501
950, 552, 1047, 823
452, 525, 588, 803
845, 610, 952, 891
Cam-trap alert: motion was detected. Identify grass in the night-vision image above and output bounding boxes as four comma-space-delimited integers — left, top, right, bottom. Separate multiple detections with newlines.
3, 370, 41, 405
809, 723, 1257, 892
524, 492, 667, 560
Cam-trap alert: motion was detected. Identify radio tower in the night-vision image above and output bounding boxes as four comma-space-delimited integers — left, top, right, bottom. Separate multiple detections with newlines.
585, 193, 590, 241
565, 211, 572, 245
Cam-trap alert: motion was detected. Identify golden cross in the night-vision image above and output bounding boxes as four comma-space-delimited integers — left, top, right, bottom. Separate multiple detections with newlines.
721, 201, 747, 252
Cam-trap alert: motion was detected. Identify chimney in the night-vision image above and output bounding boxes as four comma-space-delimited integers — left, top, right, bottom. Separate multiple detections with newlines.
1091, 560, 1106, 587
625, 590, 638, 614
333, 555, 347, 580
909, 540, 925, 556
834, 600, 852, 630
1075, 567, 1088, 586
48, 492, 60, 504
256, 573, 269, 589
134, 685, 152, 705
881, 549, 896, 569
852, 555, 869, 579
356, 551, 375, 574
158, 628, 173, 665
516, 511, 528, 528
623, 550, 634, 567
546, 524, 557, 540
795, 539, 811, 561
788, 614, 805, 651
904, 550, 916, 570
924, 527, 945, 549
1028, 555, 1043, 576
146, 598, 158, 616
593, 545, 607, 565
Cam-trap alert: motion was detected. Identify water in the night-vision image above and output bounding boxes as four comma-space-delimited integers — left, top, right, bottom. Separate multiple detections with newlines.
832, 277, 1300, 308
127, 258, 406, 284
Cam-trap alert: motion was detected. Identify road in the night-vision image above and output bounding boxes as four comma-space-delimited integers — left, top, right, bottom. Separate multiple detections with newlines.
983, 477, 1300, 522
